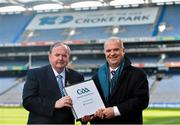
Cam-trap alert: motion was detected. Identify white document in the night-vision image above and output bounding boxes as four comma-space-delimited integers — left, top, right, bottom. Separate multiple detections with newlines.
63, 79, 105, 120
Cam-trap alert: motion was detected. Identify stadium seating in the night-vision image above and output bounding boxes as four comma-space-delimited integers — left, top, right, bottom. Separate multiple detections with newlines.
0, 77, 24, 105
149, 75, 180, 107
0, 13, 34, 43
158, 5, 180, 37
17, 29, 66, 42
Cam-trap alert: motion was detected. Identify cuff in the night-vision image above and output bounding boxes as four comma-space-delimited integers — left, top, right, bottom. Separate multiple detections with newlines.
113, 106, 121, 116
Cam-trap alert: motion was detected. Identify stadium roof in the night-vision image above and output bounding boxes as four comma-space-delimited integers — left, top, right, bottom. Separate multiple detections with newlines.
0, 0, 180, 13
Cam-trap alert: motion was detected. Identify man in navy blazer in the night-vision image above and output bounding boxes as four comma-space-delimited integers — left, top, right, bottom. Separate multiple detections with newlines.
82, 37, 149, 124
22, 42, 84, 124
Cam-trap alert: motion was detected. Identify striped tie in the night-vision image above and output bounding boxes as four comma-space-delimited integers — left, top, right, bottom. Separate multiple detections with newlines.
57, 75, 64, 96
111, 70, 115, 76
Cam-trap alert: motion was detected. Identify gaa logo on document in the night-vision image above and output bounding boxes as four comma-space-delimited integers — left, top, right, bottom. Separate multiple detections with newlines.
77, 87, 90, 95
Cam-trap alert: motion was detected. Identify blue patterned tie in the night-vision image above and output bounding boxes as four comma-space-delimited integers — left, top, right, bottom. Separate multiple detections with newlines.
57, 75, 64, 96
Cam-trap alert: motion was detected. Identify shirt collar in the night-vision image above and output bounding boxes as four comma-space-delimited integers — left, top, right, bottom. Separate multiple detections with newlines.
109, 66, 119, 72
52, 67, 65, 78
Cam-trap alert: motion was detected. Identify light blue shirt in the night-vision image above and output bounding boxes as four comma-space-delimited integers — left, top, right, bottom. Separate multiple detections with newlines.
52, 67, 65, 87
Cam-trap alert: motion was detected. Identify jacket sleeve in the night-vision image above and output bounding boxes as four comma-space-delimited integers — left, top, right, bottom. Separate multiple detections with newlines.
22, 69, 55, 117
117, 68, 149, 115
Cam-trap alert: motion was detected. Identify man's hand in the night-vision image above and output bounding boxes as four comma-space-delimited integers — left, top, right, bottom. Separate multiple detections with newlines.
102, 107, 115, 119
94, 107, 115, 119
81, 115, 93, 123
55, 96, 72, 108
94, 108, 105, 119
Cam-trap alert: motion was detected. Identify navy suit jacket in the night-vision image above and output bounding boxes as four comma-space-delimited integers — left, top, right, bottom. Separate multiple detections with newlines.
22, 65, 84, 124
92, 56, 149, 124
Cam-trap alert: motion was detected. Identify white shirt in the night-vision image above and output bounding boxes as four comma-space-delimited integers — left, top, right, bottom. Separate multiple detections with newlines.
110, 67, 118, 79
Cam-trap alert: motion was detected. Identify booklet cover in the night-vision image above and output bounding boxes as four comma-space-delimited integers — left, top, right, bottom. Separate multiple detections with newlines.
63, 79, 105, 120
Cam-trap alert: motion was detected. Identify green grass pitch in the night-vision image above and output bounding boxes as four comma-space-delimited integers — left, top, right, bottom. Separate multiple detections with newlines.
143, 108, 180, 124
0, 107, 180, 124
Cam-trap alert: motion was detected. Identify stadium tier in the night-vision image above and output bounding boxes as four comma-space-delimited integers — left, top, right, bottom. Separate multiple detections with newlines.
0, 14, 34, 43
0, 5, 180, 43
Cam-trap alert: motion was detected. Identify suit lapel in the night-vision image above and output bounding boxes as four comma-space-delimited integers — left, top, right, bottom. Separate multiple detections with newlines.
46, 65, 61, 98
65, 68, 73, 86
108, 70, 126, 102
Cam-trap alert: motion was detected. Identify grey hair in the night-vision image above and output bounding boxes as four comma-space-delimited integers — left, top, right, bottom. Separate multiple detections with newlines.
104, 37, 124, 49
49, 42, 71, 55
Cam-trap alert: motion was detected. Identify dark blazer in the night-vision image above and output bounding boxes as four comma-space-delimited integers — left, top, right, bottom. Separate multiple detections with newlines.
22, 64, 84, 124
92, 56, 149, 124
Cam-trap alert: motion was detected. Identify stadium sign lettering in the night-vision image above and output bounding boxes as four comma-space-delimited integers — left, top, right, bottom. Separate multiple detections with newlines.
77, 87, 90, 95
75, 16, 149, 24
75, 17, 115, 24
118, 15, 149, 21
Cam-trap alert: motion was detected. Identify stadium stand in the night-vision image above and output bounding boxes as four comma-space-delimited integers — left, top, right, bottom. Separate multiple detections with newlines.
17, 29, 66, 42
158, 5, 180, 37
0, 4, 180, 108
0, 78, 17, 95
0, 13, 34, 43
149, 74, 180, 108
0, 5, 180, 43
0, 78, 25, 106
